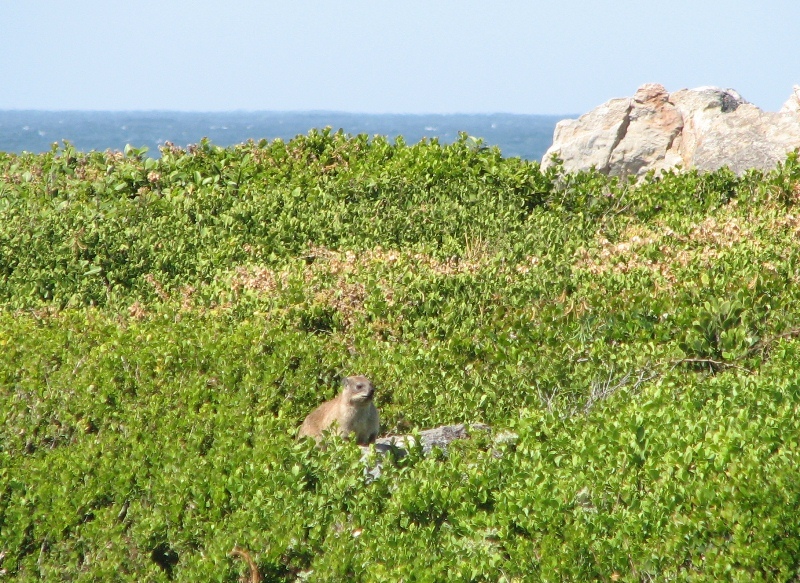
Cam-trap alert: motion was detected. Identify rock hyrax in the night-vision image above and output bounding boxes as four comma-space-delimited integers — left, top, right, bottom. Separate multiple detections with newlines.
298, 375, 380, 445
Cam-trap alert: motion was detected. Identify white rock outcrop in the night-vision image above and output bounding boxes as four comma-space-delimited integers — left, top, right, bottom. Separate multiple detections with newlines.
543, 83, 800, 177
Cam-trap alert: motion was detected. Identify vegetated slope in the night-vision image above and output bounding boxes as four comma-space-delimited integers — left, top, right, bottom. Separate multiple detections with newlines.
1, 132, 800, 581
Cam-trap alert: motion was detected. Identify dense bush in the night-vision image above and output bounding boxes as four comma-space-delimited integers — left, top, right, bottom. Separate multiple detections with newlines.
2, 134, 800, 580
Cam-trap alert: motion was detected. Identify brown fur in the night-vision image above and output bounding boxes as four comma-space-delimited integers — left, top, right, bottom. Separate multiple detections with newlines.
230, 545, 260, 583
298, 375, 380, 445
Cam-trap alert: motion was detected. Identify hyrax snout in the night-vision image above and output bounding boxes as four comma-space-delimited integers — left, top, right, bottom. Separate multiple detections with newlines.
298, 375, 380, 445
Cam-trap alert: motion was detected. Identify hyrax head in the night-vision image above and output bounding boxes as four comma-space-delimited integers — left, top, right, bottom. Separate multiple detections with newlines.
343, 375, 375, 405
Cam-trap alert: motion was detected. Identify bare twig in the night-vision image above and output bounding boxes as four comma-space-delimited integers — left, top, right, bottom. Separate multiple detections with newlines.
746, 326, 800, 358
537, 385, 559, 413
230, 546, 261, 583
569, 365, 660, 418
71, 356, 87, 377
671, 358, 750, 373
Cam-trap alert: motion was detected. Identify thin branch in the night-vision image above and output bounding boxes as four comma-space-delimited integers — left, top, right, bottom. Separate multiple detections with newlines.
746, 326, 800, 358
670, 358, 750, 373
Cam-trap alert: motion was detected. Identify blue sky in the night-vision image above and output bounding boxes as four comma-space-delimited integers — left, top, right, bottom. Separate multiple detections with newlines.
2, 1, 798, 114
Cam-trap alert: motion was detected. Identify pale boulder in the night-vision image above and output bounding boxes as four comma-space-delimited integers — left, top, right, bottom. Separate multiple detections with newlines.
544, 97, 632, 175
779, 85, 800, 115
543, 84, 800, 177
668, 86, 747, 168
606, 83, 683, 177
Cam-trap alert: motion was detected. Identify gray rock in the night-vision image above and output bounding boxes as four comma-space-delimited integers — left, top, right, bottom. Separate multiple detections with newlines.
361, 423, 493, 481
373, 423, 491, 457
543, 83, 800, 177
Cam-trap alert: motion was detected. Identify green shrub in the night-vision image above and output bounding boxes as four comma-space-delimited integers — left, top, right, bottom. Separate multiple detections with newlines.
2, 139, 800, 580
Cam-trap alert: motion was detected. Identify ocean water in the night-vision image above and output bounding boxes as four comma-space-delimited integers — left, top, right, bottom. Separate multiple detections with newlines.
0, 111, 567, 161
